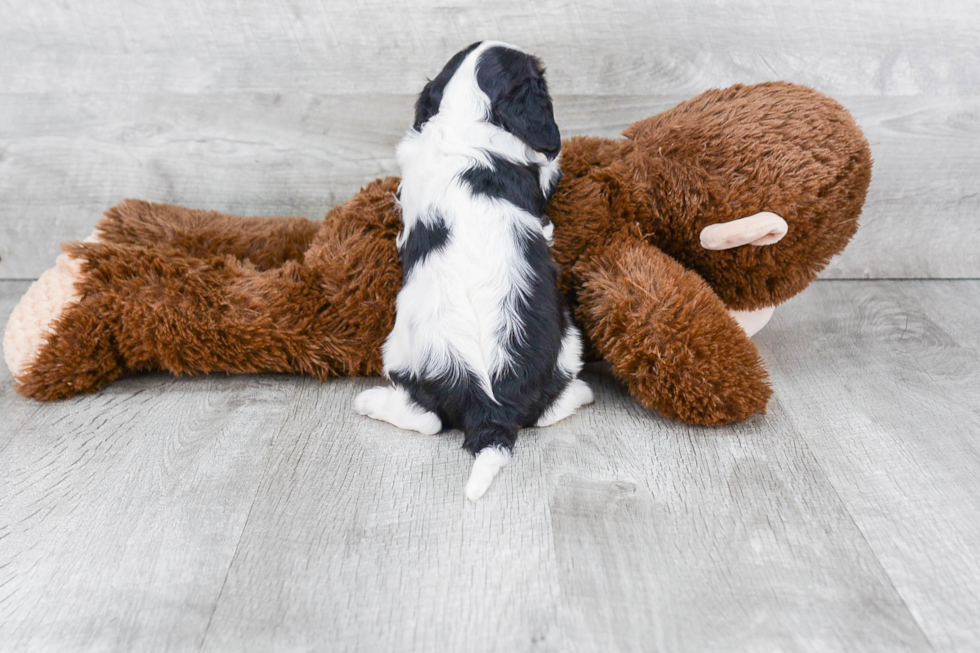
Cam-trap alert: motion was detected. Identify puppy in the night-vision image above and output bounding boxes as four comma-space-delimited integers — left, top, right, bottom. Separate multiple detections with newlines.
354, 41, 593, 501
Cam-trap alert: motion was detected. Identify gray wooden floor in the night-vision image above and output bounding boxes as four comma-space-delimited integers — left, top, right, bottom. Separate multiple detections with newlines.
1, 278, 978, 652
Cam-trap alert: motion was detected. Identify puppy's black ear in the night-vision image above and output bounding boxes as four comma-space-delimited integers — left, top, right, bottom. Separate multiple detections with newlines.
478, 50, 561, 159
413, 41, 483, 131
413, 80, 442, 132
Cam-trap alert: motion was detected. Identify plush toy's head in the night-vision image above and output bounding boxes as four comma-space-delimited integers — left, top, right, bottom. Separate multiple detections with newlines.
553, 83, 871, 313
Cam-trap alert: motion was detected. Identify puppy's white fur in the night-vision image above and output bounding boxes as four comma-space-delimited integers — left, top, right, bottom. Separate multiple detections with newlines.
353, 385, 442, 435
535, 379, 594, 427
464, 446, 511, 502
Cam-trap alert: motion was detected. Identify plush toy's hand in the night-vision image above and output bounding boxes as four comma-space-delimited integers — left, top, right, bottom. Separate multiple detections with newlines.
96, 199, 322, 269
573, 236, 772, 425
699, 212, 788, 250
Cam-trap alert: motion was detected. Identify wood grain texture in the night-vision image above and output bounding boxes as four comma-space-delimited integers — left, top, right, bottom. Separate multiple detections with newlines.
763, 280, 980, 652
0, 92, 413, 278
3, 0, 977, 96
4, 280, 980, 651
197, 375, 932, 653
547, 396, 932, 652
197, 376, 567, 653
0, 283, 302, 650
2, 92, 978, 279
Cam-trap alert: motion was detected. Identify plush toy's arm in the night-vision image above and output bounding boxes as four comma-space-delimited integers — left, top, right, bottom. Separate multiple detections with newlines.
573, 236, 772, 425
96, 199, 323, 270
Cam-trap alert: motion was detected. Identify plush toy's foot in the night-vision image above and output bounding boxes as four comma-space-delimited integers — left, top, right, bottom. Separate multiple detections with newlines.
4, 251, 86, 382
699, 212, 788, 250
729, 306, 775, 338
535, 378, 594, 427
354, 385, 443, 435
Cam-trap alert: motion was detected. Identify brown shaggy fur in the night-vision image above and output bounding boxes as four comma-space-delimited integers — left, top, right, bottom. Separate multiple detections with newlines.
11, 83, 871, 425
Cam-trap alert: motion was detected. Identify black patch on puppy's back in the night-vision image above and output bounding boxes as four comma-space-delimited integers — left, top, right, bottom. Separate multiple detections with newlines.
398, 212, 450, 277
495, 226, 571, 409
460, 154, 547, 217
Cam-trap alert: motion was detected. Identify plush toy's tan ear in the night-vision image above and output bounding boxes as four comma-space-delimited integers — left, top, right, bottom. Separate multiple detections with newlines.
573, 236, 771, 426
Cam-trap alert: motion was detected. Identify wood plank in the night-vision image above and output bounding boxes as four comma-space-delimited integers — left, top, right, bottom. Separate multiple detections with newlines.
762, 280, 980, 652
200, 376, 931, 650
822, 97, 980, 279
0, 281, 33, 456
3, 0, 978, 96
198, 377, 568, 652
0, 92, 413, 278
548, 389, 932, 652
0, 284, 299, 651
2, 93, 978, 279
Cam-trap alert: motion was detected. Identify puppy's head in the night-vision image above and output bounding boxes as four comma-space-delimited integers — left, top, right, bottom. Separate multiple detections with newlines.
413, 42, 561, 160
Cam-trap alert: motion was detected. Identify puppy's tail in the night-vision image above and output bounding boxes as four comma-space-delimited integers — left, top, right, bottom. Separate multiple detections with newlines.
465, 446, 512, 502
463, 425, 516, 502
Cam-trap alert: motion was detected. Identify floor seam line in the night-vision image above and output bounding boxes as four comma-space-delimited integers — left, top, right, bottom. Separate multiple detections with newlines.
197, 403, 300, 652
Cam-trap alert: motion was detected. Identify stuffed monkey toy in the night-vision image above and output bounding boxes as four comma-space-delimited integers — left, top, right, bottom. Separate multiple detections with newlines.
3, 82, 871, 426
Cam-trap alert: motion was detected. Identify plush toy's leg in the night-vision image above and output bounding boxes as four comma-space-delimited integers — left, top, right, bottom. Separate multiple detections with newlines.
5, 237, 397, 400
699, 212, 788, 250
574, 238, 772, 426
96, 199, 323, 270
6, 178, 405, 401
4, 244, 123, 398
4, 250, 107, 384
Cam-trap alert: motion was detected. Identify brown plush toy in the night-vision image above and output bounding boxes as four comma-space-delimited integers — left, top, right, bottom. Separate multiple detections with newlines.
3, 82, 871, 426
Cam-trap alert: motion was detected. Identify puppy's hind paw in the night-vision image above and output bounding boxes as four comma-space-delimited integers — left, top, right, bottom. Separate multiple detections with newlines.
353, 386, 389, 416
353, 385, 442, 435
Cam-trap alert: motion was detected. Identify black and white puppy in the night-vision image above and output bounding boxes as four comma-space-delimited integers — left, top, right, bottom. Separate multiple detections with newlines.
354, 41, 593, 501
